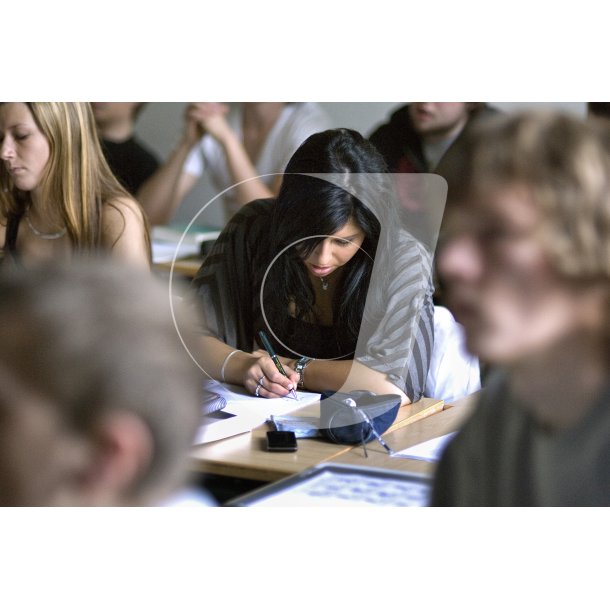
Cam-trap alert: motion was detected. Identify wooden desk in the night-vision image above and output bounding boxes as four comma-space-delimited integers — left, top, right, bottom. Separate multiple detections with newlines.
190, 396, 444, 483
154, 256, 204, 279
330, 393, 477, 476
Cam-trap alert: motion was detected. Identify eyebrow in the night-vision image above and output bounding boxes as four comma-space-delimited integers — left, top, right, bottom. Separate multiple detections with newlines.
333, 233, 362, 241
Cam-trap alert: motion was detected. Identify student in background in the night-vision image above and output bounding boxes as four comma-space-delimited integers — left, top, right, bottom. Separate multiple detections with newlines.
0, 260, 212, 506
191, 128, 434, 406
0, 102, 150, 268
138, 102, 332, 225
368, 102, 497, 174
91, 102, 160, 196
369, 103, 498, 304
431, 112, 610, 506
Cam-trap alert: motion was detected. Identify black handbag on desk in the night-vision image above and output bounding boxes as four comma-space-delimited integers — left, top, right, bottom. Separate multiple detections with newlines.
318, 390, 401, 445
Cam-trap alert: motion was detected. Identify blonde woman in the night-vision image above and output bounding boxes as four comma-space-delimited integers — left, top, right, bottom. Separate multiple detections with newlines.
0, 102, 150, 268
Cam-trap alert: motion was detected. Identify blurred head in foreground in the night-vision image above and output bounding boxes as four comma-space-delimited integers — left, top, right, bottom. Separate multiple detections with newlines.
439, 111, 610, 368
0, 260, 201, 506
432, 112, 610, 506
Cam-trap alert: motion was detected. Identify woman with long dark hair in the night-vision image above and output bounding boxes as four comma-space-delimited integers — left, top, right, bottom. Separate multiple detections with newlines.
192, 128, 434, 404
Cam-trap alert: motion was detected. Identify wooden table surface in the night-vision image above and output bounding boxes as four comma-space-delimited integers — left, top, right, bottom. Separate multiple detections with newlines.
331, 393, 477, 475
190, 396, 444, 483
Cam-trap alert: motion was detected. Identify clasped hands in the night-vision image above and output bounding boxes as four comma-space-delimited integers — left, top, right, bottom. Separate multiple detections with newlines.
183, 102, 232, 145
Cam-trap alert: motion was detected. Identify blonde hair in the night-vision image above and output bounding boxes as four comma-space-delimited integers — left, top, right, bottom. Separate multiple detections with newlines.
0, 102, 150, 253
452, 111, 610, 282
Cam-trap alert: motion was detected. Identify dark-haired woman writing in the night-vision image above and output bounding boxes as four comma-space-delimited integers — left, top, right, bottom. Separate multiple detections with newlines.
191, 129, 434, 404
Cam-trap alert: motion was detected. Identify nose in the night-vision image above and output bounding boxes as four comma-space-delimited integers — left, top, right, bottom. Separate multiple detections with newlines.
437, 232, 483, 286
0, 137, 14, 161
311, 238, 334, 266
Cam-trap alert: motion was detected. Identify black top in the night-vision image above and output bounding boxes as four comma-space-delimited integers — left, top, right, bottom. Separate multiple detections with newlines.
1, 211, 24, 266
100, 136, 160, 195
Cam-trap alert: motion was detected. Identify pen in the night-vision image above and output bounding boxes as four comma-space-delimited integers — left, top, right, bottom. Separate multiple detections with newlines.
257, 330, 298, 400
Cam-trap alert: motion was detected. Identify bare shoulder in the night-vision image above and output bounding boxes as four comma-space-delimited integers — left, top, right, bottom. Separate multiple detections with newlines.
102, 197, 150, 267
102, 196, 145, 227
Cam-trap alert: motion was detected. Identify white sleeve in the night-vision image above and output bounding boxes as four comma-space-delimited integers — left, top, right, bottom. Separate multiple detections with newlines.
276, 104, 334, 170
182, 140, 206, 178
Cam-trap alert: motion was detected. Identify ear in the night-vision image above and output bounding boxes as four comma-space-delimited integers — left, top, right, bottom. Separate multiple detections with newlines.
79, 411, 154, 506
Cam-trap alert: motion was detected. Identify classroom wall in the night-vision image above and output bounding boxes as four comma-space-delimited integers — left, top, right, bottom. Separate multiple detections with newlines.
135, 102, 587, 227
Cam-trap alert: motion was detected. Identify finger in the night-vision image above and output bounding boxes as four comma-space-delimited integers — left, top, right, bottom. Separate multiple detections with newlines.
261, 379, 293, 398
262, 366, 295, 392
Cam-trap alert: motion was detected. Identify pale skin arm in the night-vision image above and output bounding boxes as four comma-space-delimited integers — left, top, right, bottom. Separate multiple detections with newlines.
198, 335, 300, 398
196, 333, 409, 403
136, 105, 203, 226
102, 197, 150, 269
187, 103, 283, 205
283, 357, 410, 405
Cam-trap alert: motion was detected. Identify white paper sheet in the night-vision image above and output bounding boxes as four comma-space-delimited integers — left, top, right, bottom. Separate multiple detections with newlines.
391, 432, 457, 462
194, 380, 321, 444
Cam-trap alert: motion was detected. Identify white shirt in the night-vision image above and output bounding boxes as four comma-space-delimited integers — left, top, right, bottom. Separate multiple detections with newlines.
183, 103, 333, 218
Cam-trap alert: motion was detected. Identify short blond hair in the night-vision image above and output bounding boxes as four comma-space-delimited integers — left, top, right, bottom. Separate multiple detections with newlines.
450, 111, 610, 281
0, 259, 202, 503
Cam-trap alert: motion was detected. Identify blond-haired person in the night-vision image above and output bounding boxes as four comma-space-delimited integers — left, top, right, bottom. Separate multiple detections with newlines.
432, 112, 610, 506
0, 102, 150, 268
0, 259, 210, 506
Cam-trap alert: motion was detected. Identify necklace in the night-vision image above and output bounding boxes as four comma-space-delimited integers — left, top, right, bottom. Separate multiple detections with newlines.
25, 213, 67, 240
320, 277, 329, 291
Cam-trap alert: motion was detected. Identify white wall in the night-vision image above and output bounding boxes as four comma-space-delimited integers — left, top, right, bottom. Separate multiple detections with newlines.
135, 102, 587, 227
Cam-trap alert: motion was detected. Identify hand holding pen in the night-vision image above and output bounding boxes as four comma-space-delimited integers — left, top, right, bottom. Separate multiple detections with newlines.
257, 330, 299, 400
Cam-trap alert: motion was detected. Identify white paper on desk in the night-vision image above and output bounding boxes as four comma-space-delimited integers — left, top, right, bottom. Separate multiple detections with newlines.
194, 379, 321, 444
152, 240, 201, 263
151, 225, 221, 263
392, 432, 457, 462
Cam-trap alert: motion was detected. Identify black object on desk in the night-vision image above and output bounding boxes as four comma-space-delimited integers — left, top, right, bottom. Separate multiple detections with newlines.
266, 430, 298, 452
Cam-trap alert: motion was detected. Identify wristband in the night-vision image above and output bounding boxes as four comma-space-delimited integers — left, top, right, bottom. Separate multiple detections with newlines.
220, 349, 243, 382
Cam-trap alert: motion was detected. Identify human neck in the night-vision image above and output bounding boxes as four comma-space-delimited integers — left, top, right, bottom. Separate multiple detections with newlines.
420, 115, 468, 146
508, 333, 608, 431
27, 194, 64, 230
96, 117, 134, 142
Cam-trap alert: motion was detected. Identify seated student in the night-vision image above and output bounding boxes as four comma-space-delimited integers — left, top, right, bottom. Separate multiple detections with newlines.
431, 112, 610, 506
0, 259, 212, 506
190, 128, 435, 406
368, 102, 497, 174
138, 102, 333, 225
0, 102, 150, 268
91, 102, 160, 196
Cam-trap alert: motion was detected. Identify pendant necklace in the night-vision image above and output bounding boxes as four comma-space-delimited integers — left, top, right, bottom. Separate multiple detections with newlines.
320, 277, 329, 291
25, 210, 67, 240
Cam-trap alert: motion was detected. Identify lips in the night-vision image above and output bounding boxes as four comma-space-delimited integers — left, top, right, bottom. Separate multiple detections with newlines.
309, 264, 333, 277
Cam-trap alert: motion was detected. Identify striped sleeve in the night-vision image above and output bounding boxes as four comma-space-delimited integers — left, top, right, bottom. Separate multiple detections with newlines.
355, 233, 435, 402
